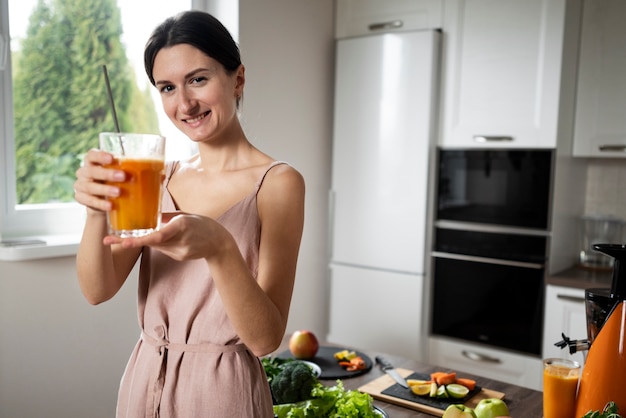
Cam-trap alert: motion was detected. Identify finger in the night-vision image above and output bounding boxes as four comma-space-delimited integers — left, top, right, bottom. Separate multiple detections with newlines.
74, 176, 119, 197
83, 148, 114, 166
102, 235, 123, 246
161, 212, 186, 224
77, 165, 126, 185
119, 219, 183, 249
75, 191, 112, 212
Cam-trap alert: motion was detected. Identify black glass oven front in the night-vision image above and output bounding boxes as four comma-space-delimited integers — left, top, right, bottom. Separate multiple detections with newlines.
431, 148, 552, 357
431, 228, 546, 356
437, 149, 553, 229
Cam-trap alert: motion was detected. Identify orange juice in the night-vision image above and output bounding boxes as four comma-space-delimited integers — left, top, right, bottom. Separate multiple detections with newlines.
543, 359, 580, 418
105, 157, 165, 236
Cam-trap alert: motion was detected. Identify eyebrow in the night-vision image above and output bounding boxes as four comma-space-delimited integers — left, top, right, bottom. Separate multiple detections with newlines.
155, 67, 217, 87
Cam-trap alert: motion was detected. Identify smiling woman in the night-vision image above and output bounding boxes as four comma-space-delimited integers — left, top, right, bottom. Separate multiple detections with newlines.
0, 0, 197, 251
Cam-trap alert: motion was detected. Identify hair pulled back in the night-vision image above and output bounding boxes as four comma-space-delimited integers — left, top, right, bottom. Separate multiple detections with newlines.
144, 11, 241, 86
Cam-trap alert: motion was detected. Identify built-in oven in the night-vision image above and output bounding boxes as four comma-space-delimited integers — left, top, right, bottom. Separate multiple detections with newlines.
430, 149, 554, 357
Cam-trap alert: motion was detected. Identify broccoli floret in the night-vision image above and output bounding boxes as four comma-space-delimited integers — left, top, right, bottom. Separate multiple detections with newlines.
270, 361, 318, 405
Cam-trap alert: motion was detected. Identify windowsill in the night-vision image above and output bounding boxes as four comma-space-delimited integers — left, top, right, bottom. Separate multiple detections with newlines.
0, 233, 81, 261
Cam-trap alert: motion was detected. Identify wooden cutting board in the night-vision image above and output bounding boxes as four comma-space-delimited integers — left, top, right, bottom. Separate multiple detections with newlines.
358, 368, 505, 417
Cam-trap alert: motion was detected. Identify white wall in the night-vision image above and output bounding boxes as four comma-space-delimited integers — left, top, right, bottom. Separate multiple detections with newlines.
0, 1, 335, 416
239, 0, 335, 337
0, 258, 139, 418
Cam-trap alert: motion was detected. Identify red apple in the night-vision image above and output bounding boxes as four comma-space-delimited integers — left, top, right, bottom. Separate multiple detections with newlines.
289, 330, 319, 359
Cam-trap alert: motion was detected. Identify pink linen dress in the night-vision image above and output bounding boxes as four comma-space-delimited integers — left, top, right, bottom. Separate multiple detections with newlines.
115, 161, 285, 418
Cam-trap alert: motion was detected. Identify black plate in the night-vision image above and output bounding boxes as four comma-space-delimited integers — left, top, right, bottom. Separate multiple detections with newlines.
276, 346, 372, 379
381, 372, 481, 410
373, 405, 389, 417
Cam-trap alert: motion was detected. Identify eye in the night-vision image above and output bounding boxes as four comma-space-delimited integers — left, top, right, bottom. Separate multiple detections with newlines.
159, 84, 175, 94
190, 76, 207, 85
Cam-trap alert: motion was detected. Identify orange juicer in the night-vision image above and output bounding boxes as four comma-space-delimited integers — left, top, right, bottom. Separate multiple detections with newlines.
575, 243, 626, 416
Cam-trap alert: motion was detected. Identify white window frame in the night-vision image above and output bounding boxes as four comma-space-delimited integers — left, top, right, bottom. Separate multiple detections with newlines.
0, 0, 236, 260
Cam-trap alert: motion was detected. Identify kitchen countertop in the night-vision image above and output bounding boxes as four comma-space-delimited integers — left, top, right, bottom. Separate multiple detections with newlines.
546, 265, 612, 290
270, 341, 543, 417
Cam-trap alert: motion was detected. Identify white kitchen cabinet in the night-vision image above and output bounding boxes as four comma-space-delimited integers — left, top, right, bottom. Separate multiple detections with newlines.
428, 336, 543, 390
327, 264, 426, 361
439, 0, 576, 149
335, 0, 442, 39
572, 0, 626, 157
542, 285, 588, 368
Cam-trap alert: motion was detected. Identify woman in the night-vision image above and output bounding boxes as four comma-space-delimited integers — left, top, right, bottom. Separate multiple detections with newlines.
74, 11, 305, 418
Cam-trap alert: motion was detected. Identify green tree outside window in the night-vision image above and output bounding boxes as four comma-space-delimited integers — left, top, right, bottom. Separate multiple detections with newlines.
12, 0, 159, 204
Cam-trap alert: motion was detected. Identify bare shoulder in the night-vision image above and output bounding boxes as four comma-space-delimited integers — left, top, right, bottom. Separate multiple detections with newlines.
265, 163, 304, 188
258, 163, 305, 207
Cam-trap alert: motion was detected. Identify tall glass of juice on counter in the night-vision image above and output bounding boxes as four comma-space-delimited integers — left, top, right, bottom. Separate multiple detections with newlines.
543, 358, 580, 418
99, 132, 166, 238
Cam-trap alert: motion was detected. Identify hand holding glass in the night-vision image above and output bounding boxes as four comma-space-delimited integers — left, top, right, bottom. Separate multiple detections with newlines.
99, 133, 166, 238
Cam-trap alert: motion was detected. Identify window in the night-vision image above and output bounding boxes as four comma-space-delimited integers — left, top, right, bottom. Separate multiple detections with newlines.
0, 0, 228, 252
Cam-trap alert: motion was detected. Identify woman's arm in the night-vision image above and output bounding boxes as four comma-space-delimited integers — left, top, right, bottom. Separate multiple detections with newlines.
74, 149, 142, 304
211, 164, 305, 355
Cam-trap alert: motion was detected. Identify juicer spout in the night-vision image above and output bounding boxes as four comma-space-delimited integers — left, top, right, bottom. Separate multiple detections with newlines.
554, 332, 590, 354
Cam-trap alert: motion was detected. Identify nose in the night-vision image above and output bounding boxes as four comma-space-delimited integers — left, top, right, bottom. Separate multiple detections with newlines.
177, 89, 199, 114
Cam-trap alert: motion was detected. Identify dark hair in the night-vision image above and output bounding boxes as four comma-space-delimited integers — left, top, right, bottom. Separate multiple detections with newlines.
144, 11, 242, 86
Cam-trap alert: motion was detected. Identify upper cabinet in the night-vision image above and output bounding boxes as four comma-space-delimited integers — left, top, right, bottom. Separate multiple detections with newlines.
439, 0, 574, 149
572, 0, 626, 157
335, 0, 442, 39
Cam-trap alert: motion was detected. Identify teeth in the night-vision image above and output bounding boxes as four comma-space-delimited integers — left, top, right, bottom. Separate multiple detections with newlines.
186, 111, 208, 123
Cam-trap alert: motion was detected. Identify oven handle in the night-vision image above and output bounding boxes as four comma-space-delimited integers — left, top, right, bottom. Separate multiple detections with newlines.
462, 350, 502, 364
432, 251, 544, 270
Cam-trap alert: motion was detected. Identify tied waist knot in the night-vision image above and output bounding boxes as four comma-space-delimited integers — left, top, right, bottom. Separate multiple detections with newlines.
141, 326, 248, 418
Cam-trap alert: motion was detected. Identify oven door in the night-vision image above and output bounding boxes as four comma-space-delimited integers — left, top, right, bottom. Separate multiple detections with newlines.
431, 256, 544, 356
431, 227, 547, 356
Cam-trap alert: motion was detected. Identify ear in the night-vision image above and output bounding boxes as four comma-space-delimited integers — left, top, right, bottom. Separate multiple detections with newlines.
234, 64, 245, 97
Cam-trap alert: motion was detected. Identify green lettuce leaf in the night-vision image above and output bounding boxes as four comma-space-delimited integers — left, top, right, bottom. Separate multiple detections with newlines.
273, 381, 379, 418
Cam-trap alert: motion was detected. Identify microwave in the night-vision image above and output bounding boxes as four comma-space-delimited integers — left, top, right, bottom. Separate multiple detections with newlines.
436, 149, 553, 230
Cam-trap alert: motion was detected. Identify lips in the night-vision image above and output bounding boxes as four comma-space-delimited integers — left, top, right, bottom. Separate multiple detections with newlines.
183, 110, 210, 124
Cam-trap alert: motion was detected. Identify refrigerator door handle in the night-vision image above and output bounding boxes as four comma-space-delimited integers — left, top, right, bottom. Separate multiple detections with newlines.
368, 20, 403, 32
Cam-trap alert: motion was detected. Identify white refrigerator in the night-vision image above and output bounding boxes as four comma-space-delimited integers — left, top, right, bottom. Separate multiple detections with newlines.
327, 30, 440, 361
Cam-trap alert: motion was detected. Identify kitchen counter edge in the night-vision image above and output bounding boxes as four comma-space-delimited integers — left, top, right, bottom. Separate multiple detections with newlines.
546, 266, 611, 290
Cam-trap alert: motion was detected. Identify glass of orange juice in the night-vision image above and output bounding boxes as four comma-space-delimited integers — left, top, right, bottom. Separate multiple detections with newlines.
99, 132, 166, 238
543, 357, 581, 418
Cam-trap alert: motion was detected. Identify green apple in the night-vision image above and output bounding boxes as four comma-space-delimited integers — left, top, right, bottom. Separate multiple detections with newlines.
474, 398, 509, 418
442, 404, 478, 418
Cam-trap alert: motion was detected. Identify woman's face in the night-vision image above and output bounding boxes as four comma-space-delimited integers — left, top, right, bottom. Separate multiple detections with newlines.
152, 43, 244, 143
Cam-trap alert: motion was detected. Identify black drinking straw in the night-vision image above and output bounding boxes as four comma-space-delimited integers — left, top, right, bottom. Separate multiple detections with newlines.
102, 64, 121, 132
102, 64, 124, 153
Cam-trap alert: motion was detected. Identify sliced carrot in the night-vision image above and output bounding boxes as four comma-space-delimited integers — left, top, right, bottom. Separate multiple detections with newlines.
456, 378, 476, 391
436, 372, 457, 385
456, 377, 476, 391
430, 371, 446, 382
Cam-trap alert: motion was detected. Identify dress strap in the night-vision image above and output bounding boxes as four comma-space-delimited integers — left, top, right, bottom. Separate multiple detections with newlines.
164, 161, 178, 185
255, 161, 288, 194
